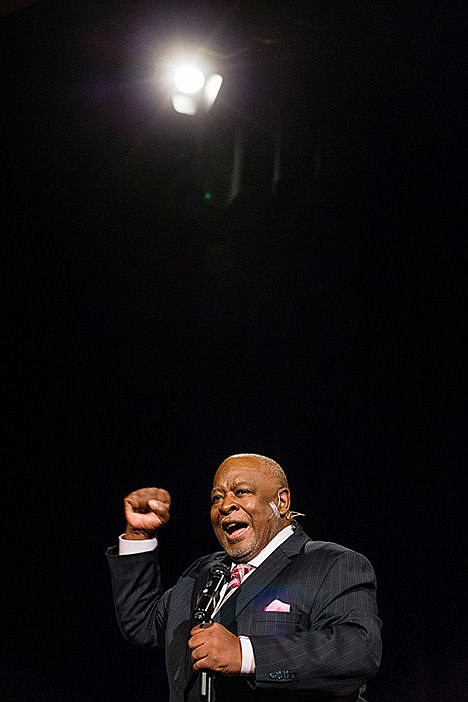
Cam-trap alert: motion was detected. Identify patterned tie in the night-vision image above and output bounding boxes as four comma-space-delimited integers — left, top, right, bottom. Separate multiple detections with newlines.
229, 563, 253, 589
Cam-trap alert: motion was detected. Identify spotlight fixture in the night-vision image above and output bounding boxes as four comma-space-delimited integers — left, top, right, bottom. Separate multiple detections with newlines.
162, 54, 223, 116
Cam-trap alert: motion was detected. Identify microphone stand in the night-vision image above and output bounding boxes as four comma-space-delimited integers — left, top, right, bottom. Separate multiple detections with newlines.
193, 562, 230, 702
195, 607, 214, 702
199, 648, 214, 702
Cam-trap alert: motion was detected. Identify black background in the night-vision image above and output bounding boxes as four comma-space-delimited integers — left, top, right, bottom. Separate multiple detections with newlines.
3, 2, 465, 701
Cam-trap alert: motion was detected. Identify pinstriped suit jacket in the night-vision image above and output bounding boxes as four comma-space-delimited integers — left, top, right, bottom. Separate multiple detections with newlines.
106, 524, 381, 701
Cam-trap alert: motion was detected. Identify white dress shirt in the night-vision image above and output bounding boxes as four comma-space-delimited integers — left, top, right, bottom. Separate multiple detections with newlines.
118, 524, 295, 675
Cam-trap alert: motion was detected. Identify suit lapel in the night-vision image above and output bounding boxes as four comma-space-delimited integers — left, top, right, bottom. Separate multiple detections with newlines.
216, 525, 310, 630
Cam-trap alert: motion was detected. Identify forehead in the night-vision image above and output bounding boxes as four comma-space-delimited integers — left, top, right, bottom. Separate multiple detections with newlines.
212, 456, 272, 489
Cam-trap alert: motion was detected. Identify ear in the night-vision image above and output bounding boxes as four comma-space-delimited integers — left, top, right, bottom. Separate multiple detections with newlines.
277, 488, 291, 517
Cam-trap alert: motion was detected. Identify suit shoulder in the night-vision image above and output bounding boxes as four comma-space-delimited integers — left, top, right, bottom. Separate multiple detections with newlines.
304, 539, 354, 556
302, 538, 373, 566
292, 525, 353, 557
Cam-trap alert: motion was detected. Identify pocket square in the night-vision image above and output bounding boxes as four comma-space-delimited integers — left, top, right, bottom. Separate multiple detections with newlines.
264, 599, 291, 612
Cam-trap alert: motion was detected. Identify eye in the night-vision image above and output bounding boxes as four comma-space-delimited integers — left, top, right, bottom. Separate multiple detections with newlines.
211, 494, 222, 504
235, 488, 250, 496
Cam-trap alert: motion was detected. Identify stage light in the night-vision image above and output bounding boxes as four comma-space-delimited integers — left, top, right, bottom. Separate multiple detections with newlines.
203, 73, 223, 110
174, 66, 205, 94
171, 93, 197, 116
162, 53, 223, 115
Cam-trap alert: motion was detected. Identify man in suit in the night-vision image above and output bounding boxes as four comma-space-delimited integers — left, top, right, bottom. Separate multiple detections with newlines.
106, 453, 382, 701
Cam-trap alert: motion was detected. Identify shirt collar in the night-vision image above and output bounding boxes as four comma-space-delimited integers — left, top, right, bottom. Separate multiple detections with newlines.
232, 523, 294, 570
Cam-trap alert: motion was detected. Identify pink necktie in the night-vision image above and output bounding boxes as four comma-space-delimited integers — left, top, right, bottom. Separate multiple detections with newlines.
230, 564, 253, 589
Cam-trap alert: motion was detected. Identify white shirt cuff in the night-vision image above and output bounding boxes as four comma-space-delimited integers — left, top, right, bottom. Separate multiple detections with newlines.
118, 534, 158, 555
239, 636, 256, 675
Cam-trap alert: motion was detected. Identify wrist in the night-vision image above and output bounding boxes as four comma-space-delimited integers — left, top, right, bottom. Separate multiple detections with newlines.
124, 526, 157, 540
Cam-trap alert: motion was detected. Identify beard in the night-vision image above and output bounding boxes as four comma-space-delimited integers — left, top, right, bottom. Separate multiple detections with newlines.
216, 529, 262, 563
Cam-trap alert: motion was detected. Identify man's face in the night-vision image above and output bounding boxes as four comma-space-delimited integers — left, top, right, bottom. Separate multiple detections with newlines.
210, 455, 287, 562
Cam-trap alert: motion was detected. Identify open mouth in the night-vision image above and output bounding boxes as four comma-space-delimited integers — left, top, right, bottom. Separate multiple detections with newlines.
222, 521, 249, 539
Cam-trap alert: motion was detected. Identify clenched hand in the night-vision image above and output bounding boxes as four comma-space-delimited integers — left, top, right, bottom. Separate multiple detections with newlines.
123, 487, 171, 540
189, 622, 242, 676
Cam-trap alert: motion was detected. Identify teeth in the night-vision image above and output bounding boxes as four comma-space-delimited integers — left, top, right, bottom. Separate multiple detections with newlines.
224, 522, 247, 534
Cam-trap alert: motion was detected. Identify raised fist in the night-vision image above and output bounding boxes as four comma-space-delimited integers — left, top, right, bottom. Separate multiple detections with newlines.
123, 487, 171, 540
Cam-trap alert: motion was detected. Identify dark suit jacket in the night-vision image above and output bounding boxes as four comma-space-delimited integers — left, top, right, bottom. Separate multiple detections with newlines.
106, 524, 381, 701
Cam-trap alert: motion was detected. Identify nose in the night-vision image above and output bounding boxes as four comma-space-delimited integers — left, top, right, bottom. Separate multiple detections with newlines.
218, 493, 238, 515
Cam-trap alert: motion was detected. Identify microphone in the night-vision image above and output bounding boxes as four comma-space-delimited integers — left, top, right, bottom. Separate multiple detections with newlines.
193, 561, 230, 701
193, 561, 230, 624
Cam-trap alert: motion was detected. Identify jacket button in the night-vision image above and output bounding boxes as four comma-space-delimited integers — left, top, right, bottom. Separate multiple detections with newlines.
268, 670, 292, 680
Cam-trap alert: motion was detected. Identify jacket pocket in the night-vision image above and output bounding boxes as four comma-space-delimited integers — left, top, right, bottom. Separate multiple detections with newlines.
249, 611, 302, 635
